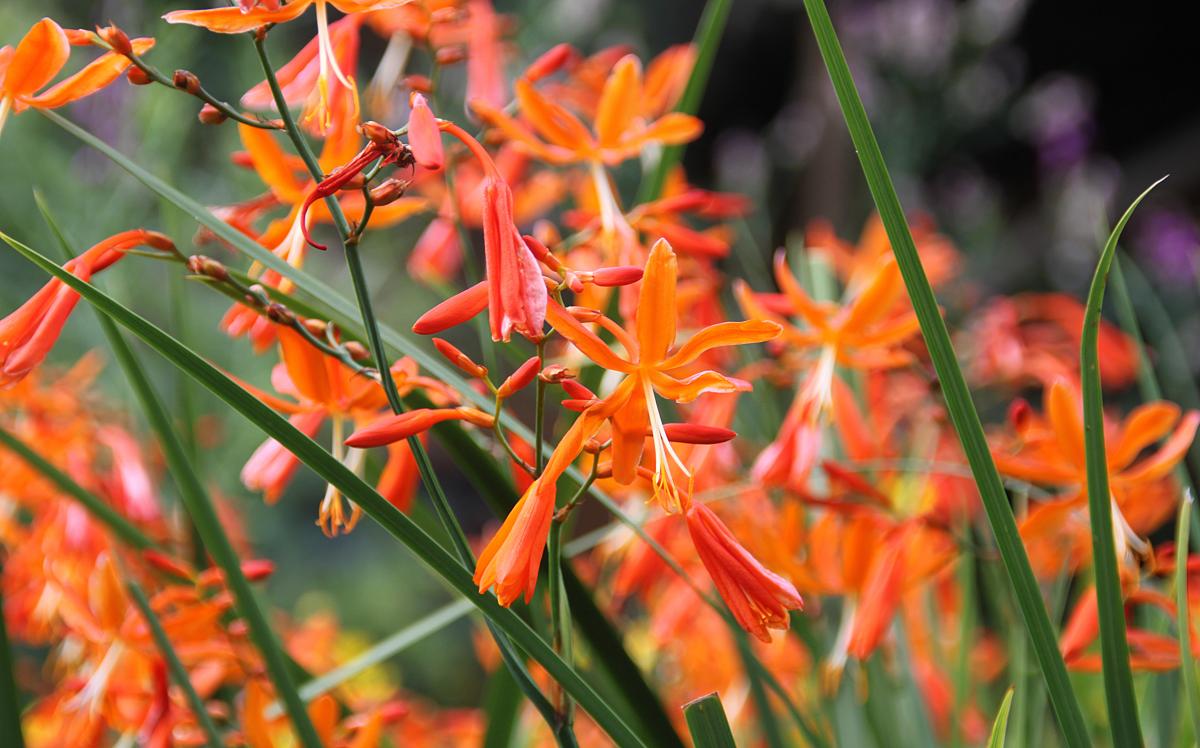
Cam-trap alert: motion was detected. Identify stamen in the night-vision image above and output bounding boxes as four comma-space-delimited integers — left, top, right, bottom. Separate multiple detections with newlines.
643, 379, 692, 513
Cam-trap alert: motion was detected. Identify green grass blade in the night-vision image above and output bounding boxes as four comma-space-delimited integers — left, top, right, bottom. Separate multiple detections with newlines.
1080, 180, 1165, 748
128, 582, 224, 748
638, 0, 733, 203
0, 561, 24, 748
987, 688, 1015, 748
482, 665, 523, 748
1177, 497, 1200, 744
0, 425, 159, 552
797, 1, 1089, 744
684, 693, 738, 748
0, 232, 648, 748
735, 632, 787, 748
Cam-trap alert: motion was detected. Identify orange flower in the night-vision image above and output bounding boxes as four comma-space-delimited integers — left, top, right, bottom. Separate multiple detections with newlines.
737, 252, 921, 488
995, 378, 1200, 571
684, 501, 803, 642
0, 19, 154, 135
166, 0, 403, 133
1, 230, 172, 388
474, 239, 779, 606
473, 50, 701, 166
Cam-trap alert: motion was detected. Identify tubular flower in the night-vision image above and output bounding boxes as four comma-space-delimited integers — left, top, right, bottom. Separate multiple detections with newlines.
737, 252, 921, 488
994, 377, 1200, 572
684, 501, 803, 642
239, 326, 455, 535
0, 19, 155, 136
165, 0, 403, 133
1, 230, 173, 388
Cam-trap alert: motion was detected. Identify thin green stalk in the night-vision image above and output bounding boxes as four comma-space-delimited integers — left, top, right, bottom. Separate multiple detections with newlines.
128, 582, 223, 748
0, 561, 24, 748
0, 233, 649, 748
1079, 181, 1163, 748
1176, 497, 1200, 744
0, 426, 159, 551
798, 1, 1089, 743
735, 632, 787, 748
547, 519, 575, 740
987, 688, 1015, 748
639, 0, 733, 202
951, 542, 976, 748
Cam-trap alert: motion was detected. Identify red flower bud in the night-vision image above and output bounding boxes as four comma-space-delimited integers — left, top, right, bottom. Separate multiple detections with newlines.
198, 103, 227, 125
657, 424, 737, 445
591, 266, 644, 287
412, 281, 490, 335
497, 356, 541, 398
524, 43, 577, 82
433, 338, 488, 379
407, 93, 444, 171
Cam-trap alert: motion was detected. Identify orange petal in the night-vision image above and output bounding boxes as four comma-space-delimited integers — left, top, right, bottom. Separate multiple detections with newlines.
1110, 402, 1181, 471
277, 326, 333, 405
544, 300, 634, 373
772, 250, 833, 331
636, 238, 678, 364
594, 55, 641, 149
163, 1, 313, 33
3, 18, 69, 98
514, 78, 594, 152
238, 124, 308, 204
1119, 411, 1200, 484
1046, 379, 1086, 470
660, 319, 780, 370
633, 112, 702, 146
840, 256, 905, 332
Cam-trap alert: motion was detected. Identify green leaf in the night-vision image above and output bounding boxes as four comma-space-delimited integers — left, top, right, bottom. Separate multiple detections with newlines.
797, 1, 1090, 744
638, 0, 733, 203
0, 231, 648, 748
128, 582, 224, 748
482, 664, 524, 748
987, 688, 1015, 748
684, 693, 738, 748
1080, 179, 1164, 748
0, 560, 25, 748
1176, 497, 1200, 745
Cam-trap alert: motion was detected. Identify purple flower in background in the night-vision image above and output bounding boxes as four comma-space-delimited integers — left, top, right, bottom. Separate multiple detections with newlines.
1013, 74, 1095, 171
1136, 208, 1200, 286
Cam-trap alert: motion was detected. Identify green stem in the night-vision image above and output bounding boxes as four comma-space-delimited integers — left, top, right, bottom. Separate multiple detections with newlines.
0, 561, 24, 748
798, 0, 1090, 743
1176, 498, 1200, 744
128, 582, 224, 748
548, 518, 575, 736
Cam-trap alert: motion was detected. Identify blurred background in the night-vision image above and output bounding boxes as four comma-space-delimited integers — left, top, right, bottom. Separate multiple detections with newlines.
3, 0, 1199, 709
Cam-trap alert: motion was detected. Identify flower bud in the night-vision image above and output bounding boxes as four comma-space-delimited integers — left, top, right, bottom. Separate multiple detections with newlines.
358, 120, 398, 148
407, 93, 444, 171
198, 103, 227, 125
567, 306, 601, 323
560, 379, 596, 400
185, 255, 229, 281
538, 364, 571, 383
524, 43, 576, 82
657, 424, 737, 445
433, 338, 487, 379
497, 356, 541, 398
403, 74, 433, 94
434, 46, 466, 65
521, 234, 562, 272
343, 341, 370, 361
142, 550, 193, 581
592, 266, 644, 287
265, 302, 294, 325
303, 318, 329, 338
412, 281, 489, 335
127, 67, 153, 86
98, 25, 133, 56
338, 173, 366, 191
173, 69, 201, 95
369, 178, 410, 206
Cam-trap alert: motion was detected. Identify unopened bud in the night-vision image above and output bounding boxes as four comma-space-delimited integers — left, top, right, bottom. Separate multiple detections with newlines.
656, 424, 737, 445
338, 173, 366, 191
434, 46, 466, 65
198, 103, 227, 125
433, 338, 487, 379
567, 306, 601, 323
497, 356, 541, 398
142, 550, 193, 581
538, 364, 572, 383
186, 255, 228, 281
127, 67, 153, 86
429, 7, 463, 24
265, 302, 294, 325
303, 318, 328, 338
403, 74, 433, 94
143, 231, 176, 253
358, 120, 398, 147
369, 178, 409, 205
98, 25, 133, 56
524, 43, 576, 82
173, 69, 201, 95
560, 379, 596, 400
343, 341, 370, 361
521, 234, 562, 272
591, 266, 644, 287
583, 438, 606, 454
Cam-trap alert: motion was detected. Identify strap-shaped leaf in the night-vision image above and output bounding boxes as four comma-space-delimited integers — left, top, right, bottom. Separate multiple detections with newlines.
683, 693, 737, 748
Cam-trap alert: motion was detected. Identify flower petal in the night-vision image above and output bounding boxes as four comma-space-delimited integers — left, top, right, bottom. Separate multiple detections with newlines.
636, 238, 678, 364
660, 319, 780, 370
4, 18, 69, 98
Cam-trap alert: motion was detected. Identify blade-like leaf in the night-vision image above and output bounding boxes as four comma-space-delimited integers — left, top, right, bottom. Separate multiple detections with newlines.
0, 231, 648, 748
1177, 496, 1200, 744
684, 693, 738, 748
0, 563, 24, 748
797, 1, 1090, 744
988, 688, 1015, 748
1080, 179, 1164, 748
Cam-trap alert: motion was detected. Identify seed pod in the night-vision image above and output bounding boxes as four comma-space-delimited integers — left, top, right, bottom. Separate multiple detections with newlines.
369, 178, 410, 206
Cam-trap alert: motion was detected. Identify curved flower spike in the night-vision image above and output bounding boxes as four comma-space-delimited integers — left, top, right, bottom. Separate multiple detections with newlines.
0, 18, 155, 135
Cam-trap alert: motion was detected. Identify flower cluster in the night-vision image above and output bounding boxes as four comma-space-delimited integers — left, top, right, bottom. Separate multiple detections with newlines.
0, 2, 1197, 746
